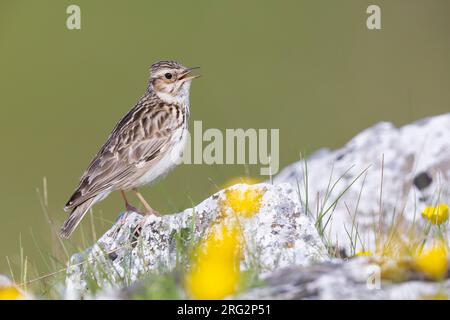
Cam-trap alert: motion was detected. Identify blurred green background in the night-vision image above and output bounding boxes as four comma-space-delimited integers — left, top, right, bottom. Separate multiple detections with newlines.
0, 0, 449, 275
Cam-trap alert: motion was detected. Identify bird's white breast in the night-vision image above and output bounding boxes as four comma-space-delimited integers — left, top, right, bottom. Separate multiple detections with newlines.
134, 126, 188, 188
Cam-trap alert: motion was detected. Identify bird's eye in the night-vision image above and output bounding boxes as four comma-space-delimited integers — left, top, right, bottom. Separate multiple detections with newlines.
164, 73, 172, 79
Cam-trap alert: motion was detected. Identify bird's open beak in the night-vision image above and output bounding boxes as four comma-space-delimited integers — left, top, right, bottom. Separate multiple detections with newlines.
179, 66, 201, 81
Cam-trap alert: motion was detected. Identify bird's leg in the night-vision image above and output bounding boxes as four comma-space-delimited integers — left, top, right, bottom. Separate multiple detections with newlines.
120, 190, 141, 214
116, 190, 143, 230
113, 190, 134, 234
129, 189, 160, 238
133, 188, 160, 216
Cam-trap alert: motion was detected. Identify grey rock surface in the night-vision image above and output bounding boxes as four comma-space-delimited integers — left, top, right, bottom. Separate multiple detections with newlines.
275, 113, 450, 253
65, 183, 328, 298
239, 258, 450, 300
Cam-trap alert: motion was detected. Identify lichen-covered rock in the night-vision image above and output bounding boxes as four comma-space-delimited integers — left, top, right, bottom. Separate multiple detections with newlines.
238, 258, 450, 300
64, 114, 450, 300
65, 183, 328, 298
275, 113, 450, 253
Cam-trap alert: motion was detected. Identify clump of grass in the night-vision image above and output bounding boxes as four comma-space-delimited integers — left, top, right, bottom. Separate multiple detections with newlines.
296, 150, 450, 286
295, 153, 371, 257
129, 272, 184, 300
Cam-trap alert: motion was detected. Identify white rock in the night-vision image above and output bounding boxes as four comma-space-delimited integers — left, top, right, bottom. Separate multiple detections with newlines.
65, 183, 328, 298
275, 113, 450, 253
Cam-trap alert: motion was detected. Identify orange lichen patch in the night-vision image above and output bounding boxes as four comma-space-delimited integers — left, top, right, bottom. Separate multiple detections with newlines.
414, 242, 448, 281
185, 224, 242, 300
422, 204, 449, 225
221, 187, 265, 218
0, 286, 24, 300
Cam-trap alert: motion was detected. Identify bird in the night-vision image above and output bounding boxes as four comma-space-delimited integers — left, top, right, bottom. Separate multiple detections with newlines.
60, 60, 199, 238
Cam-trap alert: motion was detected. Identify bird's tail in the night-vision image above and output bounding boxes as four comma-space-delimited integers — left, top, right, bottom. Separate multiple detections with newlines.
60, 198, 96, 239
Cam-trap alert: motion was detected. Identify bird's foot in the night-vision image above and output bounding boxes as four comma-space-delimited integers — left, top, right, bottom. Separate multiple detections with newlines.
127, 203, 160, 217
126, 204, 142, 214
130, 208, 161, 239
145, 207, 161, 217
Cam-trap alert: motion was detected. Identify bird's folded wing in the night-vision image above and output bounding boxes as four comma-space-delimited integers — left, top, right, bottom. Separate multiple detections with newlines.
65, 109, 179, 210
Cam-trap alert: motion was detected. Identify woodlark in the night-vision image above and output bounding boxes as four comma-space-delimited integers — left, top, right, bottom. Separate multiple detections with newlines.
60, 60, 199, 238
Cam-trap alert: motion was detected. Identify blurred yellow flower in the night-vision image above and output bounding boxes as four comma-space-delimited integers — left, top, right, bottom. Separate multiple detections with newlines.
422, 204, 449, 225
375, 235, 416, 282
185, 225, 241, 299
355, 251, 372, 257
222, 187, 264, 218
0, 286, 24, 300
414, 242, 448, 280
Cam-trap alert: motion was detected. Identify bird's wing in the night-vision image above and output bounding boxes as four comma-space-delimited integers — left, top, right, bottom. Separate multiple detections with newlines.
65, 100, 183, 210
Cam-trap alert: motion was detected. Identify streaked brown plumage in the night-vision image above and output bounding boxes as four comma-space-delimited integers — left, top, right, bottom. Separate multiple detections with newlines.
60, 60, 199, 238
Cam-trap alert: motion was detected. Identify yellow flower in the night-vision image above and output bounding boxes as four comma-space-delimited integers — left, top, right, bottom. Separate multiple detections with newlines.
414, 242, 448, 280
422, 204, 449, 225
355, 251, 372, 257
0, 286, 24, 300
185, 225, 241, 299
222, 187, 264, 218
185, 185, 265, 299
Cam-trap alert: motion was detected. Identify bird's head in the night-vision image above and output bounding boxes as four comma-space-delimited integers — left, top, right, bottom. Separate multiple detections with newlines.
149, 60, 199, 104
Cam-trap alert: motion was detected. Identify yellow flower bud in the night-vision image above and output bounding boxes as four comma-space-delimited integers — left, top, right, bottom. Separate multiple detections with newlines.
422, 204, 449, 225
